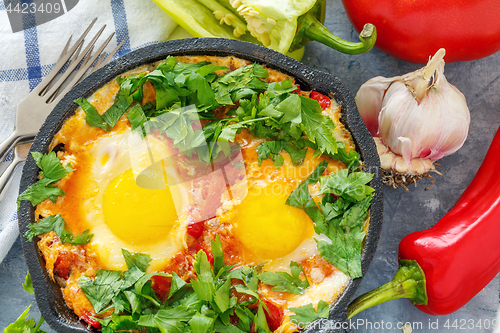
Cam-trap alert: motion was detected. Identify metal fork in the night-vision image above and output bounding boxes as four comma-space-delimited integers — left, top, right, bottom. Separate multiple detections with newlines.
0, 19, 124, 200
0, 18, 123, 163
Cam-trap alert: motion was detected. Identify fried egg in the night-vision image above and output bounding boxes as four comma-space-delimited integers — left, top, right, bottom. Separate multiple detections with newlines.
78, 128, 190, 272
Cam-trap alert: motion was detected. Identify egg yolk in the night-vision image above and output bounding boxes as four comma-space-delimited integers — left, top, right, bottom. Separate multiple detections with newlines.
103, 169, 178, 245
232, 184, 314, 260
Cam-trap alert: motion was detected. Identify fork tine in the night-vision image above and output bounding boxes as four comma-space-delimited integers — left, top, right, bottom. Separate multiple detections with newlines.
46, 45, 95, 104
50, 33, 116, 106
57, 35, 72, 61
32, 18, 97, 96
68, 41, 84, 68
43, 25, 107, 102
94, 40, 125, 72
40, 38, 83, 97
89, 52, 107, 74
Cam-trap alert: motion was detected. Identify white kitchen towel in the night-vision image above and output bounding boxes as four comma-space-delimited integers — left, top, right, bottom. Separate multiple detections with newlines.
0, 0, 191, 263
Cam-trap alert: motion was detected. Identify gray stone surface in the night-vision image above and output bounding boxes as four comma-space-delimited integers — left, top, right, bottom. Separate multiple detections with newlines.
2, 0, 500, 331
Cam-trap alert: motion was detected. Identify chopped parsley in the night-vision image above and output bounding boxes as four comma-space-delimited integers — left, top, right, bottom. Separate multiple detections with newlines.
286, 163, 374, 279
76, 56, 358, 168
24, 214, 93, 245
257, 261, 309, 294
17, 151, 73, 209
76, 236, 276, 333
289, 300, 330, 326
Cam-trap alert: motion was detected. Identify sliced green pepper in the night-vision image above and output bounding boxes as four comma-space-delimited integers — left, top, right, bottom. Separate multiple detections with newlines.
152, 0, 376, 58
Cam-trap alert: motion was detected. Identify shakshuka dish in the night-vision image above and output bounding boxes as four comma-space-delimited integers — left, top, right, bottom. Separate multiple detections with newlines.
20, 55, 375, 332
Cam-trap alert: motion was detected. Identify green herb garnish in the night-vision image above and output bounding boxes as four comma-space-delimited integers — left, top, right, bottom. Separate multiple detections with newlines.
24, 214, 93, 245
17, 151, 73, 209
257, 261, 310, 294
76, 236, 277, 333
76, 56, 359, 169
4, 305, 46, 333
288, 300, 330, 326
286, 163, 374, 279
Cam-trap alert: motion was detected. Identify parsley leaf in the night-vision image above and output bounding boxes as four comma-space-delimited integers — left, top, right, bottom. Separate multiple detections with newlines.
121, 249, 152, 272
299, 96, 337, 156
289, 300, 329, 326
101, 78, 135, 127
79, 270, 124, 313
17, 152, 73, 209
17, 178, 65, 209
285, 160, 328, 211
75, 97, 110, 131
24, 214, 93, 245
23, 272, 34, 294
257, 261, 309, 294
31, 151, 73, 180
285, 164, 374, 279
4, 305, 46, 333
316, 224, 366, 279
256, 141, 286, 166
319, 169, 374, 202
126, 103, 147, 131
212, 64, 268, 104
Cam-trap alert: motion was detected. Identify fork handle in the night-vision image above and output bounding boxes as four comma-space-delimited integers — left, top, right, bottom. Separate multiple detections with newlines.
0, 155, 23, 202
0, 131, 33, 163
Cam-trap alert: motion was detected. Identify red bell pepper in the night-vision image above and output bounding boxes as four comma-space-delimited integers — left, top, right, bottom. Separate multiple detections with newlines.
348, 125, 500, 317
341, 0, 500, 63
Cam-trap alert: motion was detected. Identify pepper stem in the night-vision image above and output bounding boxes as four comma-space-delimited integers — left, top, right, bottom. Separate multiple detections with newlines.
347, 259, 428, 318
292, 11, 376, 55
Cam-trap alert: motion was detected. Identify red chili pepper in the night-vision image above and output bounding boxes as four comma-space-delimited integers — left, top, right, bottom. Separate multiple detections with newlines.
341, 0, 500, 63
81, 310, 101, 329
187, 222, 204, 238
348, 126, 500, 317
310, 91, 331, 110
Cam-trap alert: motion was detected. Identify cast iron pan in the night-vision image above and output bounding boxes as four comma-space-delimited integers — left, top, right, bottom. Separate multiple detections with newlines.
18, 38, 383, 333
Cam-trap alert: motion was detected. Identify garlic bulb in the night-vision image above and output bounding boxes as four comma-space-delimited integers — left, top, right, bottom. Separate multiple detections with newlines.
356, 48, 470, 179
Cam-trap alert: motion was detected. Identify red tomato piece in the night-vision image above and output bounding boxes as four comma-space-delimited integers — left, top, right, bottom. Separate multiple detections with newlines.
81, 310, 101, 329
53, 251, 71, 280
187, 222, 204, 238
151, 275, 172, 302
292, 84, 301, 94
310, 91, 331, 110
264, 300, 284, 331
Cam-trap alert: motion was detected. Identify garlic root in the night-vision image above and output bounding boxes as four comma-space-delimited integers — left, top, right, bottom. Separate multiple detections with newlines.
374, 137, 442, 190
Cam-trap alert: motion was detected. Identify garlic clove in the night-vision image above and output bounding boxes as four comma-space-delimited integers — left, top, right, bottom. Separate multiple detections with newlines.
355, 76, 394, 136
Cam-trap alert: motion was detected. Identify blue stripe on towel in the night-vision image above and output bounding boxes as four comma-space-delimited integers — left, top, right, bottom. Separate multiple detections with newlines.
9, 212, 18, 223
0, 1, 5, 10
23, 13, 42, 91
110, 0, 131, 56
0, 64, 53, 83
4, 150, 13, 162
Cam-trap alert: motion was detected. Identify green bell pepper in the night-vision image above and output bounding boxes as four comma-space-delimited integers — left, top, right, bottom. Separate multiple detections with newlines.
152, 0, 376, 58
